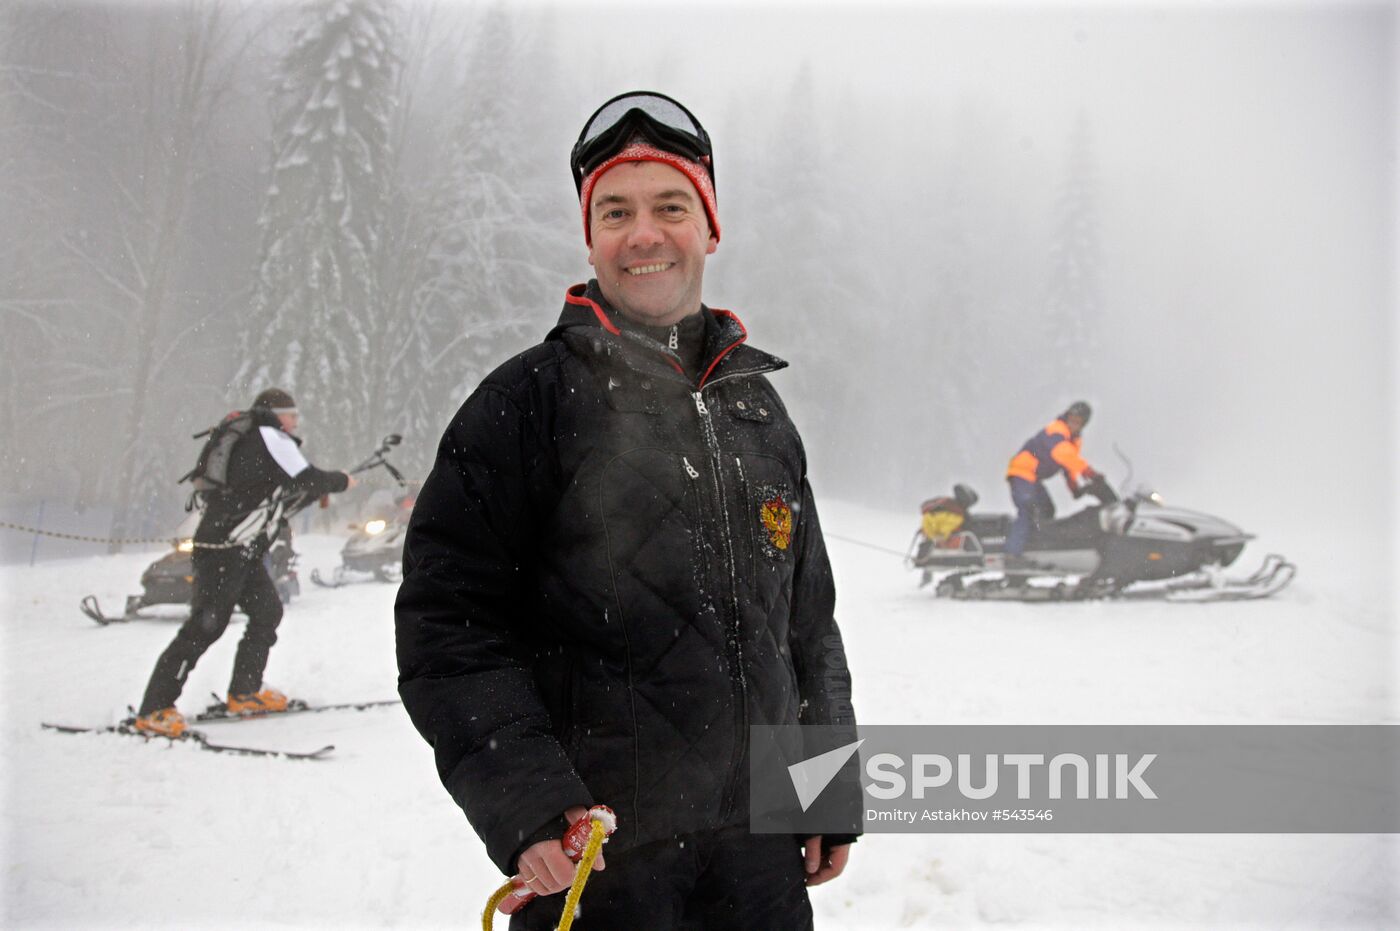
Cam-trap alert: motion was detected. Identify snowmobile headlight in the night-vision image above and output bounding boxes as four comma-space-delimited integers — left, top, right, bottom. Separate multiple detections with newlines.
364, 519, 388, 536
176, 539, 194, 553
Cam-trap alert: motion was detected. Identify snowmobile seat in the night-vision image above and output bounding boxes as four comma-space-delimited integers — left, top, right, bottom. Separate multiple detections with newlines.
1029, 506, 1104, 551
961, 514, 1012, 548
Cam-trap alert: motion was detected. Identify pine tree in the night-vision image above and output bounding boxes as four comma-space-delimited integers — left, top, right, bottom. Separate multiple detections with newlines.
722, 65, 858, 476
239, 0, 399, 465
1042, 110, 1103, 396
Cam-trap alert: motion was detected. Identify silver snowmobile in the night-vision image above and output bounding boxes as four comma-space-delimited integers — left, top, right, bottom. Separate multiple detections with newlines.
309, 491, 414, 588
908, 482, 1295, 602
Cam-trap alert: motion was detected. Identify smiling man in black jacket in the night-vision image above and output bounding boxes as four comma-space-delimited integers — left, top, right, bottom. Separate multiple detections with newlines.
395, 92, 858, 930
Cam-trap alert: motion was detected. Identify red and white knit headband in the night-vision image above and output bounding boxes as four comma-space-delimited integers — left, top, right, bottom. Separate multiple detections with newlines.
579, 142, 721, 246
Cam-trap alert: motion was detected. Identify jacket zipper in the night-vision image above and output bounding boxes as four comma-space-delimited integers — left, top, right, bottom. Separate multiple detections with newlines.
692, 389, 749, 820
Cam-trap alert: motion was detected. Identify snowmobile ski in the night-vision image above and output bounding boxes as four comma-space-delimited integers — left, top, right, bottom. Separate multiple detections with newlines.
192, 694, 401, 723
1134, 553, 1296, 602
80, 595, 192, 625
309, 564, 400, 589
80, 595, 125, 625
309, 567, 350, 589
935, 553, 1296, 603
40, 721, 334, 760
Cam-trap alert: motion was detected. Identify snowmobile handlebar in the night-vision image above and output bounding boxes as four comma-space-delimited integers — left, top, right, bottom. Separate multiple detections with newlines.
1076, 475, 1118, 505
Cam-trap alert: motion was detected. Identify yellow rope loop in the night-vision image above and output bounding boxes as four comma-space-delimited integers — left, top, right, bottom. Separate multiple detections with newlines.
482, 880, 518, 931
480, 818, 607, 931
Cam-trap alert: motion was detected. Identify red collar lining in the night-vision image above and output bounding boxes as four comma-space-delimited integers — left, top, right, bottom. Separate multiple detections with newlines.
565, 284, 621, 336
697, 308, 746, 390
563, 285, 685, 376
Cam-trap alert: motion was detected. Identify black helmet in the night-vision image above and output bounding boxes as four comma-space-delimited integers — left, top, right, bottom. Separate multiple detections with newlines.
1063, 401, 1092, 424
952, 484, 979, 510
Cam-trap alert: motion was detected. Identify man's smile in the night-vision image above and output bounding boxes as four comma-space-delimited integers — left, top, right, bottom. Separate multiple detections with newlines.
625, 262, 675, 276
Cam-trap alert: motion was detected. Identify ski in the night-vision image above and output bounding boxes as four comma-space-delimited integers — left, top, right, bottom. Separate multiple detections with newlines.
41, 722, 334, 760
192, 694, 401, 723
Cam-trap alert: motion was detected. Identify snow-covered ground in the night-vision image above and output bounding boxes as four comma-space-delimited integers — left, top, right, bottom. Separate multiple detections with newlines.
2, 501, 1395, 929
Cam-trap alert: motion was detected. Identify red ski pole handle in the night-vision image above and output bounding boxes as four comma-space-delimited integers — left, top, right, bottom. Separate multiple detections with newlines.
496, 806, 617, 916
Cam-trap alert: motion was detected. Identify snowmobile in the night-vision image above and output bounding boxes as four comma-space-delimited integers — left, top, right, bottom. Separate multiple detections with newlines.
906, 480, 1295, 602
310, 435, 413, 589
79, 514, 300, 625
309, 486, 416, 588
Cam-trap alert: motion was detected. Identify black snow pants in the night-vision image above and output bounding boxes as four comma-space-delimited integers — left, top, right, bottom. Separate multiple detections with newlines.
137, 546, 284, 715
509, 825, 814, 931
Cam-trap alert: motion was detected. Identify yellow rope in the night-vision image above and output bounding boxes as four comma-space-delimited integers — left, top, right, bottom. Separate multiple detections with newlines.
480, 818, 607, 931
557, 818, 606, 931
482, 881, 517, 930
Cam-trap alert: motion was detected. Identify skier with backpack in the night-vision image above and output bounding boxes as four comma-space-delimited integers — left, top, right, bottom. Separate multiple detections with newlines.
132, 388, 356, 737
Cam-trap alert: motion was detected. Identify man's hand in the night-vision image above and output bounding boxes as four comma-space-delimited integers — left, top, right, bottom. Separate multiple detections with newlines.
343, 472, 358, 490
511, 806, 606, 897
801, 835, 851, 886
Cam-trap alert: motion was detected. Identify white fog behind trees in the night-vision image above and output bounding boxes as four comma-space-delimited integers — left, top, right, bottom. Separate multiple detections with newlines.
1, 0, 1394, 590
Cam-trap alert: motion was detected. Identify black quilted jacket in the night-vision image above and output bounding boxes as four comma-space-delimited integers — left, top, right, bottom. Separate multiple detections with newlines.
395, 282, 858, 873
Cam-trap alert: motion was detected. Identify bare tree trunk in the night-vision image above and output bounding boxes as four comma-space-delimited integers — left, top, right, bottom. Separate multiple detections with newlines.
107, 5, 230, 550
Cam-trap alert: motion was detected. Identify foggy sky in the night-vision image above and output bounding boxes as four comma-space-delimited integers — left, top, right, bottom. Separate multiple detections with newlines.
539, 1, 1397, 573
2, 0, 1395, 581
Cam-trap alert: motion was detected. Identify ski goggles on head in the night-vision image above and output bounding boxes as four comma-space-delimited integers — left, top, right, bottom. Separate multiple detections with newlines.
571, 91, 714, 194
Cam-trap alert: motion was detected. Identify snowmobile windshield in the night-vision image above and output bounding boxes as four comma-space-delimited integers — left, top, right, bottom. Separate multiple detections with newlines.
571, 91, 713, 193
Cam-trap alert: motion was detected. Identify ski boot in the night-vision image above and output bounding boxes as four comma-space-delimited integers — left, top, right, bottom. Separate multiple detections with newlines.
131, 707, 187, 738
227, 687, 291, 715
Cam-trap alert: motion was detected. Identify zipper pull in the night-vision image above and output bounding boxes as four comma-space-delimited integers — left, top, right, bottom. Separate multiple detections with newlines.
693, 392, 708, 416
669, 325, 679, 351
682, 456, 700, 479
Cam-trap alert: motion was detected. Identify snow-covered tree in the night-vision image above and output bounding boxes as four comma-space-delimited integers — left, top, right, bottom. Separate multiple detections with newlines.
377, 5, 570, 477
238, 0, 399, 466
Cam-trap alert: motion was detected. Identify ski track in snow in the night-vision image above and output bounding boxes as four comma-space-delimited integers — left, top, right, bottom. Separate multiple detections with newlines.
2, 502, 1395, 929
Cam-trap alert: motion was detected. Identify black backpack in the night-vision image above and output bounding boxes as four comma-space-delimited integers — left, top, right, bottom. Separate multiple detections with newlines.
179, 410, 258, 507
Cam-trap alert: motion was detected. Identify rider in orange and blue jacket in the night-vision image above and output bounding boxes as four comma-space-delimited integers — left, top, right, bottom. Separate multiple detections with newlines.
1004, 401, 1102, 559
